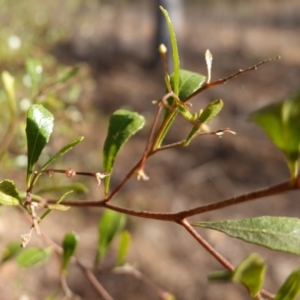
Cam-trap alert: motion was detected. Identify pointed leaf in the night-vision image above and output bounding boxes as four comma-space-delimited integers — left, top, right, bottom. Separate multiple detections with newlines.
26, 104, 54, 186
116, 230, 131, 266
2, 71, 16, 118
41, 136, 84, 171
26, 58, 43, 96
0, 180, 21, 205
102, 109, 145, 194
198, 99, 223, 124
184, 99, 224, 145
250, 91, 300, 178
170, 70, 206, 102
194, 216, 300, 255
275, 268, 300, 300
208, 270, 232, 281
56, 66, 80, 84
160, 6, 180, 93
232, 254, 266, 297
1, 241, 22, 263
46, 204, 70, 211
62, 232, 79, 273
96, 210, 126, 264
16, 247, 52, 268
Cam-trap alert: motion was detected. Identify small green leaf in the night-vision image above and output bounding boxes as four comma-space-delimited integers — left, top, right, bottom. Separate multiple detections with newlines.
41, 136, 84, 171
198, 99, 223, 123
2, 71, 16, 118
36, 182, 88, 195
250, 91, 300, 178
40, 190, 73, 221
275, 268, 300, 300
170, 70, 206, 102
96, 210, 126, 264
1, 241, 22, 263
62, 232, 79, 273
26, 58, 43, 97
160, 6, 180, 93
208, 270, 232, 281
0, 180, 21, 205
26, 104, 54, 186
16, 247, 52, 268
184, 99, 224, 145
232, 254, 266, 297
116, 230, 131, 266
102, 109, 145, 194
194, 216, 300, 255
56, 66, 80, 84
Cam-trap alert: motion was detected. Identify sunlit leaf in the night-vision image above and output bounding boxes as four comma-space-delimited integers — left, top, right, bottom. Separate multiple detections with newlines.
2, 71, 16, 117
62, 232, 79, 273
198, 99, 223, 123
1, 241, 22, 263
185, 99, 223, 145
102, 109, 145, 195
275, 268, 300, 300
46, 204, 70, 211
26, 104, 54, 186
194, 216, 300, 255
0, 180, 21, 205
96, 210, 126, 264
41, 136, 84, 171
232, 254, 266, 297
250, 91, 300, 178
116, 230, 131, 266
160, 6, 180, 93
16, 247, 52, 268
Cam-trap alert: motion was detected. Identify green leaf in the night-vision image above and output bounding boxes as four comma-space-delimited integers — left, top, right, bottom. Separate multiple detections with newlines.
16, 247, 52, 268
170, 70, 206, 102
198, 99, 223, 123
0, 180, 21, 205
193, 216, 300, 255
35, 182, 88, 195
26, 58, 43, 97
26, 104, 54, 186
116, 230, 131, 266
184, 99, 224, 146
275, 268, 300, 300
160, 6, 180, 93
96, 210, 126, 264
41, 136, 84, 171
62, 232, 79, 273
249, 91, 300, 178
2, 71, 16, 118
102, 109, 145, 194
232, 254, 266, 297
1, 241, 22, 263
56, 66, 80, 84
208, 270, 232, 281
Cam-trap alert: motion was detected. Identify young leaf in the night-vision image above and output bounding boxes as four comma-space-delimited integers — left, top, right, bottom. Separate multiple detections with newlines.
16, 247, 52, 268
96, 210, 126, 264
56, 66, 80, 84
159, 6, 180, 93
26, 58, 43, 97
232, 254, 266, 297
249, 91, 300, 179
170, 70, 206, 102
0, 180, 21, 205
102, 109, 145, 194
275, 268, 300, 300
116, 230, 131, 266
41, 136, 84, 171
2, 71, 16, 118
61, 232, 79, 273
198, 99, 223, 124
1, 241, 22, 263
184, 99, 224, 145
26, 104, 54, 186
193, 216, 300, 255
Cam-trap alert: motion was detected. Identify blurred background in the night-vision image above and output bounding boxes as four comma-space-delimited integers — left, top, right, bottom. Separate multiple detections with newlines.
0, 0, 300, 299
